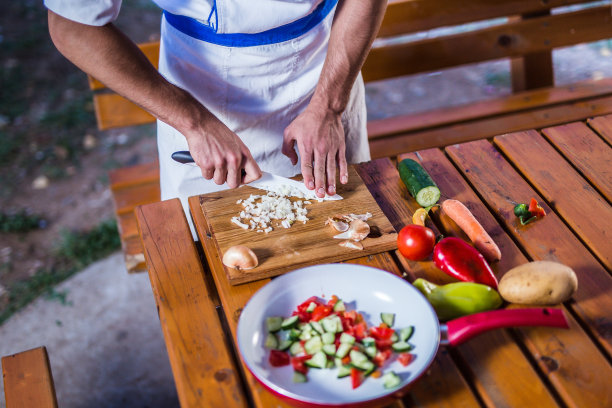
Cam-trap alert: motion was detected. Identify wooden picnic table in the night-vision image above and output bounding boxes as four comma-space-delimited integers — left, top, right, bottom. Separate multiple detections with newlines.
135, 114, 612, 408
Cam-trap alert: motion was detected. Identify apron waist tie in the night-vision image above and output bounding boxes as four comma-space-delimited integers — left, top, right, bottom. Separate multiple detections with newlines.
163, 0, 338, 48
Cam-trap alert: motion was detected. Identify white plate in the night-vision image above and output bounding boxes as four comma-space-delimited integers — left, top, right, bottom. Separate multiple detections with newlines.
237, 264, 440, 407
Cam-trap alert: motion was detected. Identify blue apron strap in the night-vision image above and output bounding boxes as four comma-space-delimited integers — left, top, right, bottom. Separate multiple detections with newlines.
163, 0, 338, 47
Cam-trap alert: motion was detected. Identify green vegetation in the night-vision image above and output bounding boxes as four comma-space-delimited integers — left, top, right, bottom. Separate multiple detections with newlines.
0, 219, 121, 324
0, 209, 45, 233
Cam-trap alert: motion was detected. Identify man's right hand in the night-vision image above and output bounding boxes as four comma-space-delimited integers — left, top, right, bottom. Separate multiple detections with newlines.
183, 116, 261, 189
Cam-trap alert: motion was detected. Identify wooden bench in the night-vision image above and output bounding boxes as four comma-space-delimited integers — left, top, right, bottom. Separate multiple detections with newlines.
2, 347, 58, 408
89, 0, 612, 272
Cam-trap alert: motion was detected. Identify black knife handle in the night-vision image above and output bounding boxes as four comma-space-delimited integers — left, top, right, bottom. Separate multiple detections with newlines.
171, 151, 195, 164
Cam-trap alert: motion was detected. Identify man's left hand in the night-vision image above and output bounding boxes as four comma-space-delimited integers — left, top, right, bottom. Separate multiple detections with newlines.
282, 105, 349, 198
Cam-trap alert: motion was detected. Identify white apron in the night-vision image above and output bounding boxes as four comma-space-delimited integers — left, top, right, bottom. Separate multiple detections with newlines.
155, 0, 371, 236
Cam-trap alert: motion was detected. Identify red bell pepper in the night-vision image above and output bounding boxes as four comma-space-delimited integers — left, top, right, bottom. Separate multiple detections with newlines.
269, 350, 290, 367
528, 198, 546, 218
350, 367, 363, 389
433, 237, 498, 289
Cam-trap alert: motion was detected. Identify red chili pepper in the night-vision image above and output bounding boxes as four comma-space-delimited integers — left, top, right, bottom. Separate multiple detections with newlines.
350, 367, 363, 389
433, 237, 498, 289
528, 198, 546, 218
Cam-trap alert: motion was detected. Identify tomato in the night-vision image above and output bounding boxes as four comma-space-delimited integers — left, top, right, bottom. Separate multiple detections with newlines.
398, 353, 415, 367
269, 350, 290, 367
370, 325, 394, 341
310, 305, 333, 322
327, 295, 339, 307
291, 355, 311, 374
350, 367, 363, 389
353, 322, 367, 340
397, 224, 436, 261
373, 349, 392, 367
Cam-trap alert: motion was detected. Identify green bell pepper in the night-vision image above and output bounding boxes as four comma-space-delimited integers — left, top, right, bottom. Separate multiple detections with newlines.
413, 278, 503, 321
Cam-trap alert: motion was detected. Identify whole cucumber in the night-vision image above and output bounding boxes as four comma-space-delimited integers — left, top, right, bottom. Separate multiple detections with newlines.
398, 159, 441, 207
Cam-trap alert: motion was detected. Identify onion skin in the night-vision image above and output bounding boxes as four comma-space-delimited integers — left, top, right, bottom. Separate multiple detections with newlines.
222, 245, 258, 270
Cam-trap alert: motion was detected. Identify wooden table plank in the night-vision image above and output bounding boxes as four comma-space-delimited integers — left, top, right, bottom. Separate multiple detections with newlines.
408, 147, 612, 408
380, 155, 561, 408
588, 114, 612, 145
2, 346, 58, 408
136, 199, 248, 408
541, 122, 612, 203
494, 130, 612, 271
445, 140, 612, 357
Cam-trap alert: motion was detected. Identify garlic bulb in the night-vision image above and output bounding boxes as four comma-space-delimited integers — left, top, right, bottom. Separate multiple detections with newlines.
222, 245, 258, 270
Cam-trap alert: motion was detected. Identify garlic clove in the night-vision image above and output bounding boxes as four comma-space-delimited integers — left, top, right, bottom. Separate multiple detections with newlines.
339, 240, 363, 250
222, 245, 258, 270
333, 230, 352, 240
348, 219, 370, 241
326, 217, 349, 232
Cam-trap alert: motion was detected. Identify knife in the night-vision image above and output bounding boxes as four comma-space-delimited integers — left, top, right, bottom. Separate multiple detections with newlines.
171, 151, 343, 201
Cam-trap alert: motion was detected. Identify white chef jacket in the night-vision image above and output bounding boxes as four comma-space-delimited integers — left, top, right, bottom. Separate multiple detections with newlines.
44, 0, 370, 237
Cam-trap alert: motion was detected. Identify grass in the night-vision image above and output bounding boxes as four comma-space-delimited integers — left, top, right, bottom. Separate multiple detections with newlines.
0, 219, 121, 324
0, 209, 45, 233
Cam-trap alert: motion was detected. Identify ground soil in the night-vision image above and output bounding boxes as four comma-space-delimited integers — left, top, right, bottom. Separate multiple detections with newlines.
1, 1, 611, 308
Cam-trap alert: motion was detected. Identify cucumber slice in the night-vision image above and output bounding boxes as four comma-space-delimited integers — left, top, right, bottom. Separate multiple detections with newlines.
322, 344, 337, 356
331, 316, 344, 333
337, 365, 351, 378
305, 351, 327, 369
289, 328, 301, 340
293, 371, 307, 383
264, 333, 278, 349
333, 300, 345, 312
321, 332, 335, 345
353, 360, 375, 374
326, 360, 335, 369
364, 345, 377, 358
321, 317, 338, 333
382, 371, 401, 389
391, 341, 413, 352
306, 302, 317, 313
349, 350, 369, 366
399, 326, 414, 342
310, 321, 325, 335
289, 341, 304, 356
361, 337, 375, 348
380, 313, 395, 327
281, 315, 299, 330
339, 333, 355, 345
277, 339, 293, 351
335, 343, 352, 359
266, 317, 283, 333
304, 336, 322, 355
298, 330, 312, 341
297, 322, 310, 331
334, 358, 343, 368
390, 332, 399, 343
398, 159, 441, 207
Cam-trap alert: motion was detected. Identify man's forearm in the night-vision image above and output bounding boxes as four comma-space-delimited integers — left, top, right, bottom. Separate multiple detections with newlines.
47, 10, 207, 134
310, 0, 387, 113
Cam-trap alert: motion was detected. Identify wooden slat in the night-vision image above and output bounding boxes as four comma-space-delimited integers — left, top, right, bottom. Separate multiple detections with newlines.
445, 139, 612, 357
404, 148, 612, 408
360, 159, 560, 407
588, 114, 612, 145
112, 181, 161, 215
542, 123, 612, 203
363, 5, 612, 82
93, 93, 156, 130
367, 79, 612, 140
494, 130, 612, 271
122, 235, 147, 273
88, 41, 160, 91
2, 347, 57, 408
136, 198, 248, 408
369, 95, 612, 158
117, 211, 140, 241
378, 0, 595, 38
109, 160, 159, 190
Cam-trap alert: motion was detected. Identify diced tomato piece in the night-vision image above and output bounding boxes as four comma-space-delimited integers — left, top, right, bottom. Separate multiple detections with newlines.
291, 310, 310, 323
398, 353, 415, 367
374, 339, 394, 350
350, 367, 363, 389
373, 349, 392, 367
296, 296, 321, 314
344, 310, 357, 323
353, 322, 367, 340
341, 356, 351, 365
291, 355, 311, 374
269, 350, 290, 367
370, 325, 394, 341
311, 305, 333, 322
370, 370, 382, 379
327, 295, 339, 307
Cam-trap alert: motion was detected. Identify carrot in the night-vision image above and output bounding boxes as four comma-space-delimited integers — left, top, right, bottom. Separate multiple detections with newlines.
441, 199, 501, 262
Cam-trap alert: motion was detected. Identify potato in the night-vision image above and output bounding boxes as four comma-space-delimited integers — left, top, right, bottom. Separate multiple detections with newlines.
498, 261, 577, 305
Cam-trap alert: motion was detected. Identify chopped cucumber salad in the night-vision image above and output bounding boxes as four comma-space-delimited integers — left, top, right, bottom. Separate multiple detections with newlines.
264, 295, 416, 390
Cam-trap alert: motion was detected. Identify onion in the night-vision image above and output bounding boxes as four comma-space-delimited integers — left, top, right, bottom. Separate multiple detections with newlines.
222, 245, 258, 270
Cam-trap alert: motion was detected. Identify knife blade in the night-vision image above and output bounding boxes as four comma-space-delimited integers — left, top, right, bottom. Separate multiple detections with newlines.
171, 151, 343, 201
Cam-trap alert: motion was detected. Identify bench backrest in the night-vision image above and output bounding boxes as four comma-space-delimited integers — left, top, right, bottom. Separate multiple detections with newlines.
88, 0, 612, 130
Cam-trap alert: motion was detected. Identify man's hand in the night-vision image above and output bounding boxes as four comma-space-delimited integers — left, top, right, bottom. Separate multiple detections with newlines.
282, 104, 348, 198
184, 116, 261, 189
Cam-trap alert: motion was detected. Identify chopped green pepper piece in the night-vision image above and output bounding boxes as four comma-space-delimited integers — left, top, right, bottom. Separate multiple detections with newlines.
514, 203, 530, 217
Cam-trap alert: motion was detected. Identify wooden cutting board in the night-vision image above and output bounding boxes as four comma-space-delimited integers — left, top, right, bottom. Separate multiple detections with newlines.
197, 166, 398, 285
